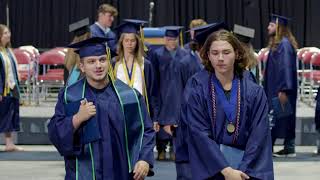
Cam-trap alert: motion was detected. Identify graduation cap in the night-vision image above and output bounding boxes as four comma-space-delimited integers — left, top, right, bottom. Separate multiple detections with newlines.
164, 26, 184, 38
187, 23, 216, 36
163, 26, 184, 45
233, 24, 255, 44
68, 37, 110, 58
270, 14, 291, 26
115, 19, 149, 51
115, 19, 148, 35
69, 18, 90, 36
194, 22, 229, 45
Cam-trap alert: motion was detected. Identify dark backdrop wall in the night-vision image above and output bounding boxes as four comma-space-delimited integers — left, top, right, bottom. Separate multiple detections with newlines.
0, 0, 319, 49
0, 0, 8, 25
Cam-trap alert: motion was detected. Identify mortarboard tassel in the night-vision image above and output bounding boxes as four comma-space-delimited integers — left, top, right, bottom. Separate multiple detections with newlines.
275, 17, 280, 41
106, 48, 115, 82
179, 31, 184, 46
140, 26, 148, 52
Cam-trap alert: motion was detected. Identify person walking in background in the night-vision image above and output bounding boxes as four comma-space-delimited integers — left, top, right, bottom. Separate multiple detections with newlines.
0, 24, 23, 152
183, 19, 207, 52
264, 14, 298, 157
90, 3, 118, 57
233, 24, 259, 83
64, 18, 91, 85
151, 26, 188, 161
113, 19, 159, 132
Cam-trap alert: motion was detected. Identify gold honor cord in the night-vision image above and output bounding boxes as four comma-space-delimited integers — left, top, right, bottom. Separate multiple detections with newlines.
114, 59, 151, 115
106, 48, 115, 82
179, 31, 184, 46
140, 26, 148, 52
275, 18, 280, 41
0, 50, 11, 96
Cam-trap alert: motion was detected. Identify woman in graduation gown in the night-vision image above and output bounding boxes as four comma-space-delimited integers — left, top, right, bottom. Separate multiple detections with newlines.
48, 37, 155, 180
113, 20, 158, 127
185, 30, 274, 180
0, 24, 23, 152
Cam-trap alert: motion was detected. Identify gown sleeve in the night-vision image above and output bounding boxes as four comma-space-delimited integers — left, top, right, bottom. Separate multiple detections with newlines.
238, 86, 274, 180
47, 89, 82, 156
137, 92, 156, 168
186, 81, 229, 180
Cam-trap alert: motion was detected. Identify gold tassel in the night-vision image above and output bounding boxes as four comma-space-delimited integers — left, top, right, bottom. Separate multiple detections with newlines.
106, 48, 115, 82
275, 17, 280, 40
2, 51, 10, 96
140, 26, 148, 52
179, 31, 184, 46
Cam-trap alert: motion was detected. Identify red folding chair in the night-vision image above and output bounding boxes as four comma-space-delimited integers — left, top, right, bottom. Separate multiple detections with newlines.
38, 48, 66, 100
299, 48, 320, 103
13, 49, 35, 103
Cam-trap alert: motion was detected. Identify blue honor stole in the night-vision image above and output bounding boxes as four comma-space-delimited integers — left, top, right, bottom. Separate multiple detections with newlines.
64, 77, 144, 180
211, 74, 239, 136
66, 66, 81, 86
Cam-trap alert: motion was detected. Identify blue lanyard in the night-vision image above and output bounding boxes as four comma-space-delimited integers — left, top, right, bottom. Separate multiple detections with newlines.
124, 58, 134, 79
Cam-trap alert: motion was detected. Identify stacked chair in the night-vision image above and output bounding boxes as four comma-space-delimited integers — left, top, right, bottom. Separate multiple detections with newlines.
297, 47, 320, 104
37, 47, 66, 101
13, 46, 39, 105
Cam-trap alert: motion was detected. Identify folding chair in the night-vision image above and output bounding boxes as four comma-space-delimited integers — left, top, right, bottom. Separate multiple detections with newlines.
38, 47, 66, 101
13, 49, 33, 104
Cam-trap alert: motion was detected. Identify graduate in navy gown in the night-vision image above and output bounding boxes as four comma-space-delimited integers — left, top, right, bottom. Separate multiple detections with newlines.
0, 24, 23, 152
90, 4, 118, 57
264, 14, 298, 157
48, 37, 155, 180
151, 26, 188, 160
113, 19, 159, 129
185, 30, 274, 180
162, 22, 228, 180
183, 19, 207, 52
64, 18, 90, 85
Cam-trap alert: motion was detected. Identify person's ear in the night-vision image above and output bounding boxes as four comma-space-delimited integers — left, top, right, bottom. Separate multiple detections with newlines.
79, 61, 85, 73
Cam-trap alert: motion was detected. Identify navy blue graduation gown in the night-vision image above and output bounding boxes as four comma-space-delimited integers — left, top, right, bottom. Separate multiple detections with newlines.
48, 81, 155, 180
183, 42, 191, 53
171, 51, 203, 162
151, 46, 187, 139
0, 49, 20, 133
90, 23, 118, 57
264, 37, 297, 139
186, 70, 274, 180
151, 46, 188, 125
144, 42, 155, 62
